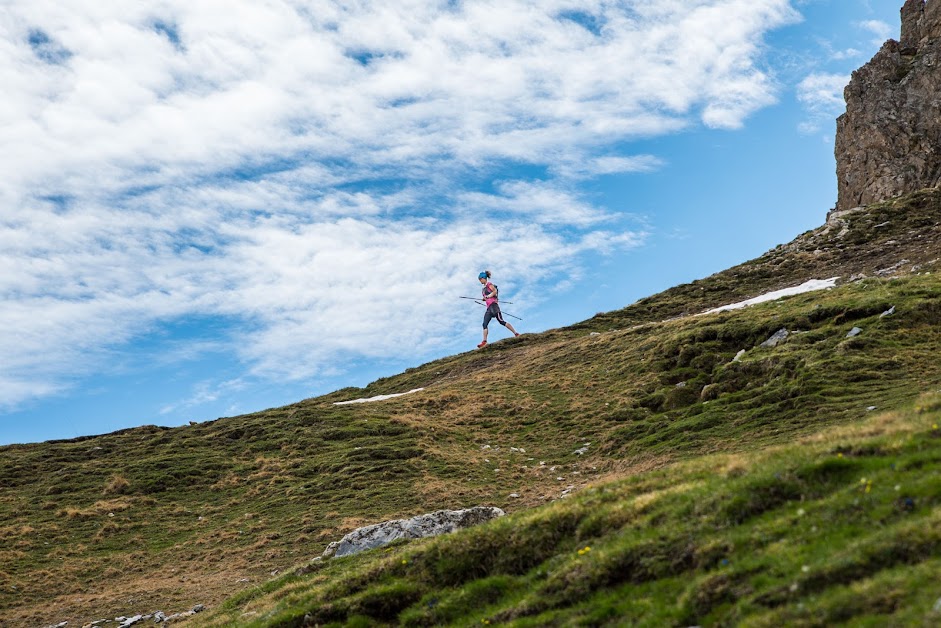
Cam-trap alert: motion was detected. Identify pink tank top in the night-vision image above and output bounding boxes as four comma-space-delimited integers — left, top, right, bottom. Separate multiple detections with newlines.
482, 282, 498, 306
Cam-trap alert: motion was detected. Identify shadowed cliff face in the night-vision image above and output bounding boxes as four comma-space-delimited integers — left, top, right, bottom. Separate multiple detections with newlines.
835, 0, 941, 212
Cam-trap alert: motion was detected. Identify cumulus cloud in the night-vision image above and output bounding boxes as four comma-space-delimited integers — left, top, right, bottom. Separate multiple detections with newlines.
0, 0, 799, 412
796, 72, 848, 134
857, 19, 893, 47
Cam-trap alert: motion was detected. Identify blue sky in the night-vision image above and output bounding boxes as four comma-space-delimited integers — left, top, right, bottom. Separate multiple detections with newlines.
1, 0, 903, 445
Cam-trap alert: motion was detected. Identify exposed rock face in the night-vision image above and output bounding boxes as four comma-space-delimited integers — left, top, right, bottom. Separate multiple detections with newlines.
835, 0, 941, 212
322, 506, 505, 558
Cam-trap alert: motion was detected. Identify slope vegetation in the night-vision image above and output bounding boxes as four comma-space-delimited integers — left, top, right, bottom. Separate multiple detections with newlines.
192, 392, 941, 626
1, 189, 940, 627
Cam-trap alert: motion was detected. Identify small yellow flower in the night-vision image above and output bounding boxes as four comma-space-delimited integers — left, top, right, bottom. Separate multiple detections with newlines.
933, 423, 938, 430
402, 559, 408, 565
837, 453, 843, 458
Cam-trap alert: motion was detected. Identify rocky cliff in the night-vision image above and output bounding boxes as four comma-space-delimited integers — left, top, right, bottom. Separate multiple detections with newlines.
835, 0, 941, 212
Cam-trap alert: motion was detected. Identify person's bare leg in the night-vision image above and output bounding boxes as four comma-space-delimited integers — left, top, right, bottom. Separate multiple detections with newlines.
505, 322, 519, 336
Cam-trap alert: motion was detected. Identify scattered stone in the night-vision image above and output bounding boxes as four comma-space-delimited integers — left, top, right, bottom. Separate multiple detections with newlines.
700, 384, 720, 401
867, 406, 878, 411
732, 349, 746, 362
509, 493, 520, 498
119, 615, 143, 627
847, 327, 863, 338
880, 306, 896, 318
933, 597, 941, 613
163, 605, 206, 622
574, 446, 589, 455
675, 381, 687, 388
760, 328, 789, 348
876, 260, 911, 276
589, 332, 601, 336
322, 507, 505, 558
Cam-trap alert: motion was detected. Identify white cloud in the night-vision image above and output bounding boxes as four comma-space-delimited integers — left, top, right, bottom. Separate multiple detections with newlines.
857, 19, 893, 47
831, 47, 861, 61
0, 0, 799, 411
796, 72, 848, 134
159, 378, 247, 416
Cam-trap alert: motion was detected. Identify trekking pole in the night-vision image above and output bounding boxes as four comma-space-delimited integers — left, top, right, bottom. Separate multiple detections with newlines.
459, 297, 523, 320
459, 296, 514, 304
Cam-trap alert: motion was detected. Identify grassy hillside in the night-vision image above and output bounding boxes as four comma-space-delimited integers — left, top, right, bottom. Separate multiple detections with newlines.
189, 392, 941, 627
1, 189, 940, 627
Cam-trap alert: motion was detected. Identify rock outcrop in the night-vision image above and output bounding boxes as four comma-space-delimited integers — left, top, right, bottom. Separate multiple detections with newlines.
322, 506, 505, 558
835, 0, 941, 212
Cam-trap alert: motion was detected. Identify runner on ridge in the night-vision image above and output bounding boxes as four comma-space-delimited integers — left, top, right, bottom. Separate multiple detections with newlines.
477, 270, 520, 348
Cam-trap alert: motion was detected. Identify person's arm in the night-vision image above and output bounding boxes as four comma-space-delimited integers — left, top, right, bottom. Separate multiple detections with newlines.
483, 283, 497, 300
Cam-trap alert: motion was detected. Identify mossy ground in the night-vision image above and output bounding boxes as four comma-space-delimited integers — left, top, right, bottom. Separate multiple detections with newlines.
2, 190, 941, 626
189, 395, 941, 627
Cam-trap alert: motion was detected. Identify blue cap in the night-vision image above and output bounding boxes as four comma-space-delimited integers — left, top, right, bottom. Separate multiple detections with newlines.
478, 272, 488, 279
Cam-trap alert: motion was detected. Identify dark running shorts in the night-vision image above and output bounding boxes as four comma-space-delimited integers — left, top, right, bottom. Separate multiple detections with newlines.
483, 303, 506, 328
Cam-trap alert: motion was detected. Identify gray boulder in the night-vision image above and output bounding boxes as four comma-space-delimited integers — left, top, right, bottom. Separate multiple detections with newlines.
323, 507, 505, 558
760, 329, 789, 348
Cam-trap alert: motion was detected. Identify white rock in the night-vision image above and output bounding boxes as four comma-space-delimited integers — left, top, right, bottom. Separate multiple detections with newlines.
760, 328, 789, 348
323, 507, 505, 558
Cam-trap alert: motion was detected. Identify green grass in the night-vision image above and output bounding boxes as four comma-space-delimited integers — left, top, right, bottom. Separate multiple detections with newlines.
2, 189, 941, 626
188, 395, 941, 627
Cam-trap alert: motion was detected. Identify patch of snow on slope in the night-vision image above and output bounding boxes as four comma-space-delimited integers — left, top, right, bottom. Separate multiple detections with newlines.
334, 388, 425, 405
701, 278, 840, 315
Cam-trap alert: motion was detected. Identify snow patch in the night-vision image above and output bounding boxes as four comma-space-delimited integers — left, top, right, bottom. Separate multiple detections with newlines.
333, 388, 424, 405
701, 278, 840, 315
